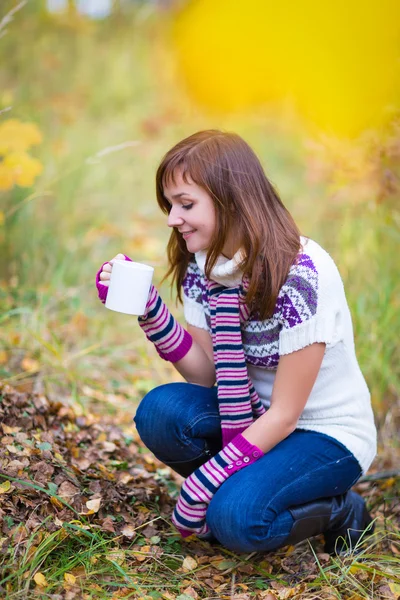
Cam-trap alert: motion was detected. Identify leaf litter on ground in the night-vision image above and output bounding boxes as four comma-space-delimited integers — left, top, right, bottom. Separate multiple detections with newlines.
0, 382, 399, 599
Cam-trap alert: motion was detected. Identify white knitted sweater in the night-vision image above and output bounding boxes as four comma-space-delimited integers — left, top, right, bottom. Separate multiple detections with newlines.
183, 237, 377, 474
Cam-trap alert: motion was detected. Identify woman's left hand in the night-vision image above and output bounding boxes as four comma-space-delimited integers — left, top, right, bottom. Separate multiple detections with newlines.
172, 433, 264, 537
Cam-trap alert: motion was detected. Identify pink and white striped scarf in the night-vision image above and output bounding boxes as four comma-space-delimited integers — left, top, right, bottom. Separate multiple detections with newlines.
196, 251, 266, 446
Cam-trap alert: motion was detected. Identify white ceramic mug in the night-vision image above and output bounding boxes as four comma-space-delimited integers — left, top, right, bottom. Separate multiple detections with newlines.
105, 260, 154, 316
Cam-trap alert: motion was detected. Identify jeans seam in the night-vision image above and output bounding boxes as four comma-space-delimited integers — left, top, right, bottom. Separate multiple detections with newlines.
262, 453, 360, 521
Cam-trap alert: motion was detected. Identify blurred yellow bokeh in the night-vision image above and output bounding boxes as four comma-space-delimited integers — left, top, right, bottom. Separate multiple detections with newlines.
0, 119, 43, 191
173, 0, 400, 137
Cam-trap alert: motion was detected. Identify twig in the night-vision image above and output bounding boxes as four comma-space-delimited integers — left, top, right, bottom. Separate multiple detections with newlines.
0, 0, 27, 37
358, 470, 400, 483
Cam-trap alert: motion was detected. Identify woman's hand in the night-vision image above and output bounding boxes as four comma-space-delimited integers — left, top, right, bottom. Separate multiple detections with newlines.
95, 253, 132, 303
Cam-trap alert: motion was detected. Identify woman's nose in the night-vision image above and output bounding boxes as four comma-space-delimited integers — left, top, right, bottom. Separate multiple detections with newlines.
167, 206, 185, 228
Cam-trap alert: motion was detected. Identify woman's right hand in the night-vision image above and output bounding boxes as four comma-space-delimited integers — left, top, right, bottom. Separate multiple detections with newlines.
95, 253, 132, 304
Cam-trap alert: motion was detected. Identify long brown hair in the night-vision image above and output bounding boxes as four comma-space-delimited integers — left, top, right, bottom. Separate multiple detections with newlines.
156, 130, 301, 320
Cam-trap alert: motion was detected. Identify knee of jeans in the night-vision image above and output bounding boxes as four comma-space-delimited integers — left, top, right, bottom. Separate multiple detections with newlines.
134, 383, 189, 453
206, 489, 271, 553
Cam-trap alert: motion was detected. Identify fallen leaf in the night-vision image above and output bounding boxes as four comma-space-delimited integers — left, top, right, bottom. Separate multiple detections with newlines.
121, 525, 136, 539
103, 441, 117, 452
50, 496, 64, 510
212, 559, 237, 571
316, 553, 331, 563
132, 545, 151, 561
2, 424, 21, 434
182, 555, 198, 572
64, 573, 76, 585
106, 550, 125, 565
34, 572, 48, 587
0, 480, 12, 494
181, 587, 199, 599
21, 357, 40, 372
58, 481, 79, 499
86, 498, 101, 513
101, 516, 116, 533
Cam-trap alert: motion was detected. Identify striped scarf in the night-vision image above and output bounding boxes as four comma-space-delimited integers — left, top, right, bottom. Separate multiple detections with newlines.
208, 278, 266, 446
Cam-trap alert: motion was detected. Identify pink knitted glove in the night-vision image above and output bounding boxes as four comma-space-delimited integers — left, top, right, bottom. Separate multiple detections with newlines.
172, 434, 264, 538
95, 254, 132, 304
138, 285, 193, 362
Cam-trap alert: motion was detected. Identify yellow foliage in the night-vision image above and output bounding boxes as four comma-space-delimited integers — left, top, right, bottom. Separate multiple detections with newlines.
2, 152, 43, 188
173, 0, 400, 137
0, 119, 42, 154
0, 164, 14, 191
0, 119, 43, 191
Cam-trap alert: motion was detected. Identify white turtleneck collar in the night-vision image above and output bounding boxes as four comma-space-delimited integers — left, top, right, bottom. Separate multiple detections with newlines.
195, 249, 244, 287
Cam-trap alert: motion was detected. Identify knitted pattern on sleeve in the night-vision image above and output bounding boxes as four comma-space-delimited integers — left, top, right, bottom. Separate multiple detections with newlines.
182, 252, 320, 370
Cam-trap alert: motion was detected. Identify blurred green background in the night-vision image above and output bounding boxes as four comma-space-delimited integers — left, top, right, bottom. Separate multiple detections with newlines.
0, 0, 399, 427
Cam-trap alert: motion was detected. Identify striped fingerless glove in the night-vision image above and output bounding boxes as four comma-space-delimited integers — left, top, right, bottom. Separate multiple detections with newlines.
138, 285, 193, 363
172, 433, 264, 538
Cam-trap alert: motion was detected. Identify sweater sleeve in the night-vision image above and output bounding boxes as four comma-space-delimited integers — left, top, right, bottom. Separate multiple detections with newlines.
182, 260, 210, 332
278, 251, 344, 355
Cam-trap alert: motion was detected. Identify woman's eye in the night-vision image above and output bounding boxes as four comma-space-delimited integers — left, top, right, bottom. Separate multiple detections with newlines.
182, 203, 193, 210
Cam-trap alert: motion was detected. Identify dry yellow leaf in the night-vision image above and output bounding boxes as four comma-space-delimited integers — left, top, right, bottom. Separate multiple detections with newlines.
34, 572, 48, 587
182, 555, 198, 572
21, 357, 40, 372
118, 473, 134, 485
50, 496, 64, 509
132, 545, 151, 562
2, 424, 21, 434
0, 350, 8, 364
380, 477, 396, 490
106, 550, 125, 565
97, 463, 116, 480
0, 481, 12, 494
86, 498, 101, 513
137, 506, 150, 514
64, 573, 76, 585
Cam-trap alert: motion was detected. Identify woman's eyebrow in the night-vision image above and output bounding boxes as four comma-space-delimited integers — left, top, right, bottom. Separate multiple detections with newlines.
172, 192, 193, 199
164, 192, 194, 201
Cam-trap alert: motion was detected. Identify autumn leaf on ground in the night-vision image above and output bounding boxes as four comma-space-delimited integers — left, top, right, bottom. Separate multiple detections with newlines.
33, 572, 48, 587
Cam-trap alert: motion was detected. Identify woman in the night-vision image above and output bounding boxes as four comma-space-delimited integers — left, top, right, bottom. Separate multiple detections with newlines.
96, 130, 376, 554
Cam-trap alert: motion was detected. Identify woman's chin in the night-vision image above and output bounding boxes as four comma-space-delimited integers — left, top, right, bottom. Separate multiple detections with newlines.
185, 239, 208, 254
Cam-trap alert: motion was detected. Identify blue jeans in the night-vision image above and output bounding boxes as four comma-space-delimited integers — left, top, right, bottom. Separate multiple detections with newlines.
134, 382, 362, 553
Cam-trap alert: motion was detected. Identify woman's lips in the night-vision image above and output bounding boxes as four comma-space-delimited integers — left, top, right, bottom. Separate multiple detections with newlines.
182, 230, 195, 240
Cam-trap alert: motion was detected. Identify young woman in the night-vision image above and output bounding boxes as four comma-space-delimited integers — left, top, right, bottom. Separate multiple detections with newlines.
96, 130, 377, 554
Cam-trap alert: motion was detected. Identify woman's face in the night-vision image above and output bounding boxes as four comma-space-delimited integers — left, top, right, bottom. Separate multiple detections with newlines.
164, 171, 218, 255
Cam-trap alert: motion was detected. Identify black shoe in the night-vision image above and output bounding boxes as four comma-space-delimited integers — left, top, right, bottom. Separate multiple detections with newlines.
286, 491, 374, 555
323, 491, 375, 555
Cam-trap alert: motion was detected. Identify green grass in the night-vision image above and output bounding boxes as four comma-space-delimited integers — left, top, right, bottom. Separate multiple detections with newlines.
1, 511, 399, 598
0, 3, 399, 598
